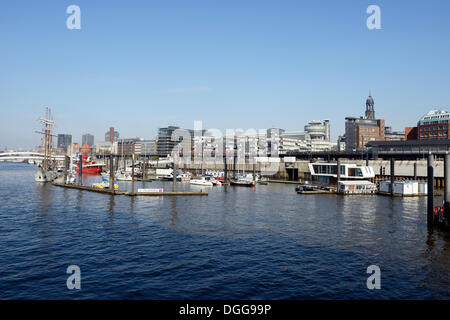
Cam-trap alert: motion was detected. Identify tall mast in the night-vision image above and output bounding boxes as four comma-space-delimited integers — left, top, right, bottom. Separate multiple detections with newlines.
36, 106, 56, 170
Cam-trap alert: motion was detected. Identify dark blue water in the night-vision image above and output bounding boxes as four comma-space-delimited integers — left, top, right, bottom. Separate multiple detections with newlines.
0, 163, 449, 299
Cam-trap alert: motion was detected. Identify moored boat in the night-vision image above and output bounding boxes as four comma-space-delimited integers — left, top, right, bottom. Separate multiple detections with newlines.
92, 181, 118, 190
230, 178, 255, 187
35, 167, 58, 182
76, 156, 105, 174
190, 177, 213, 186
34, 107, 58, 182
115, 170, 133, 181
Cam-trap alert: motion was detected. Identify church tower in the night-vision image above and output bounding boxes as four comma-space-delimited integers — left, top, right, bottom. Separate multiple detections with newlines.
365, 91, 375, 120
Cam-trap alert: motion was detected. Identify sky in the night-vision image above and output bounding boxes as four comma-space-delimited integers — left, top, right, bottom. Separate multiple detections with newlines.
1, 0, 450, 149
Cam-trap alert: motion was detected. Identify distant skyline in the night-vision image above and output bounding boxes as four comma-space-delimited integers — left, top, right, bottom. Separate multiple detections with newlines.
1, 0, 450, 149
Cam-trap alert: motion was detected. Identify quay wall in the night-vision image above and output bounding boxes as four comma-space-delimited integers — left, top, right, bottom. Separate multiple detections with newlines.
117, 158, 446, 182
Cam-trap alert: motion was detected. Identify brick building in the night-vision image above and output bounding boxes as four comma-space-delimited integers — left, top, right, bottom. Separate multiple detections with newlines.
345, 93, 386, 151
405, 109, 450, 140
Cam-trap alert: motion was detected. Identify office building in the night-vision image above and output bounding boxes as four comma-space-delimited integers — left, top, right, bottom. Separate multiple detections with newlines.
156, 126, 180, 157
138, 140, 156, 155
57, 134, 72, 151
105, 127, 119, 143
82, 134, 94, 147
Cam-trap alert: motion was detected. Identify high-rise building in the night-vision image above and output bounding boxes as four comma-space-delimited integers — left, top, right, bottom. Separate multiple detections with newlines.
57, 134, 72, 151
156, 126, 180, 156
82, 134, 94, 147
105, 127, 119, 143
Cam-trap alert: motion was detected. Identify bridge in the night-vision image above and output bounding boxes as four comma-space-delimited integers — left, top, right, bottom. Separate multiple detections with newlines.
0, 151, 65, 162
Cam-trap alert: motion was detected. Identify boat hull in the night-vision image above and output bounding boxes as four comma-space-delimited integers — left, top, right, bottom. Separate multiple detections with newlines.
190, 180, 213, 187
76, 167, 102, 174
35, 168, 58, 182
230, 179, 255, 187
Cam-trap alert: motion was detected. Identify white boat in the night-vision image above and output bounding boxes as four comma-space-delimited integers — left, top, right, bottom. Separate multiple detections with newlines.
156, 168, 173, 176
116, 170, 133, 181
67, 171, 76, 184
338, 180, 377, 195
230, 177, 255, 187
177, 173, 191, 182
161, 174, 174, 181
308, 162, 375, 179
101, 171, 110, 177
190, 177, 213, 187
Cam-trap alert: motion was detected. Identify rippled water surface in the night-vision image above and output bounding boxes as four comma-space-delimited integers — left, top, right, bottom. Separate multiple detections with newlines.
0, 163, 449, 299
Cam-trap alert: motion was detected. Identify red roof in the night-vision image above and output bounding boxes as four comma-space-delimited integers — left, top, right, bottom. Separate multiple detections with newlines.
80, 143, 92, 149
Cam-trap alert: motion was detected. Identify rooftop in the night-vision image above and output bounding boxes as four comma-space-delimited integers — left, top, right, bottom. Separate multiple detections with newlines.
418, 109, 450, 126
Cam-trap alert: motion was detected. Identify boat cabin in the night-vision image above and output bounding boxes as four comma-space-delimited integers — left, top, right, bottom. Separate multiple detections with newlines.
308, 162, 375, 184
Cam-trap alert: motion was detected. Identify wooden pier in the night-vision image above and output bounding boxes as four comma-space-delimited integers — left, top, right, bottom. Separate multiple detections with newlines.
52, 182, 208, 197
296, 189, 335, 195
377, 191, 427, 197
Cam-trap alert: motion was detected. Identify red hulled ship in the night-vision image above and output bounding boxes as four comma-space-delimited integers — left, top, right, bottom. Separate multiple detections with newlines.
76, 145, 105, 174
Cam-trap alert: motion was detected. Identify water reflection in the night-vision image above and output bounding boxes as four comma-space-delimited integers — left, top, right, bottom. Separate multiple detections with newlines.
170, 197, 178, 226
33, 182, 58, 248
35, 182, 53, 212
129, 196, 135, 214
108, 195, 115, 213
76, 189, 83, 211
422, 230, 450, 296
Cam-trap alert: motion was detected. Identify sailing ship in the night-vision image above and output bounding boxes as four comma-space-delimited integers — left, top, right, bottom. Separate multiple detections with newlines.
34, 107, 58, 182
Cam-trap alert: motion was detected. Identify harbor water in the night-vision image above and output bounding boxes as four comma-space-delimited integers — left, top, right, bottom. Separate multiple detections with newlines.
0, 162, 449, 299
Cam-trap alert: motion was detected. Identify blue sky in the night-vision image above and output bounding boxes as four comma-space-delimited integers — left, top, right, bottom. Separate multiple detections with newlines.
1, 0, 449, 149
